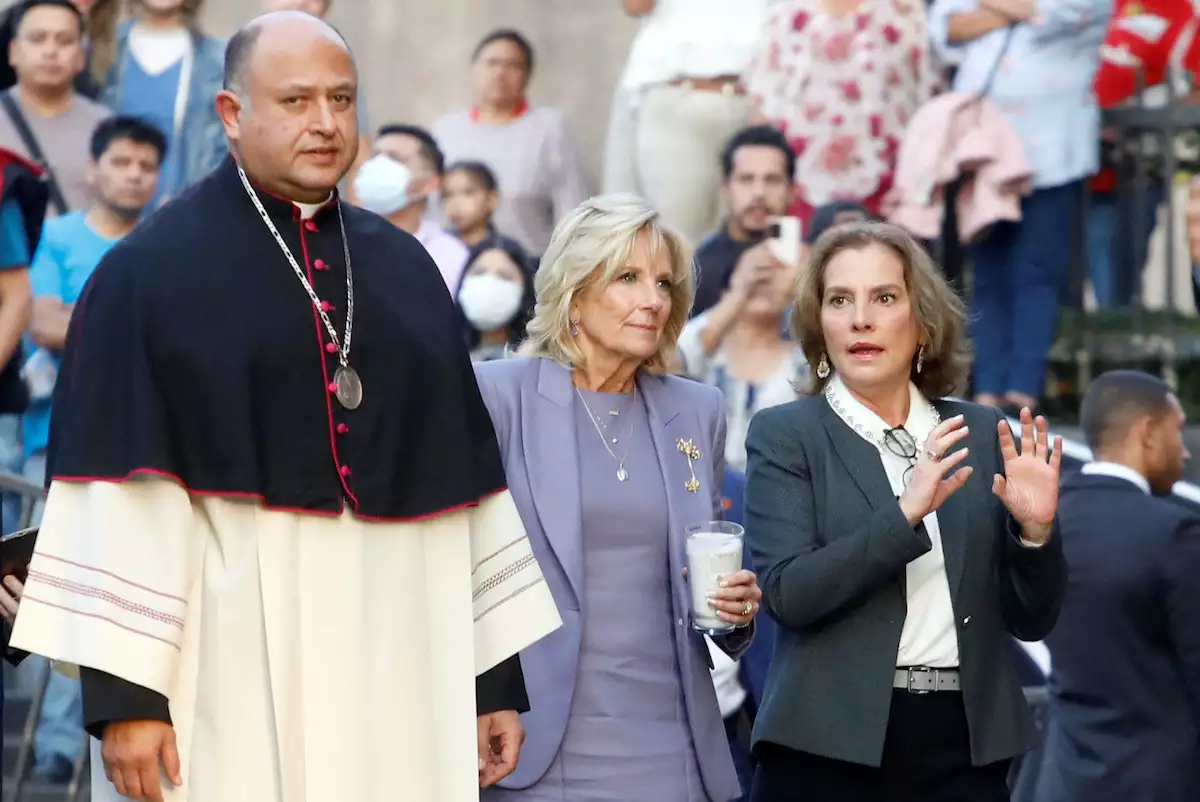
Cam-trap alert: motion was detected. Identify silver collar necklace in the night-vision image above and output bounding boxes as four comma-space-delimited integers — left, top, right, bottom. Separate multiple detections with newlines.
236, 166, 363, 410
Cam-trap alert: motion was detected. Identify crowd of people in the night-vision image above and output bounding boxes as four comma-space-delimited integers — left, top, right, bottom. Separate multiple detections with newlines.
0, 0, 1192, 801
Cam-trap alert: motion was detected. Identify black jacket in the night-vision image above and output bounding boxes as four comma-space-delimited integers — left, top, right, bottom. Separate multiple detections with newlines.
745, 395, 1066, 767
1036, 471, 1200, 802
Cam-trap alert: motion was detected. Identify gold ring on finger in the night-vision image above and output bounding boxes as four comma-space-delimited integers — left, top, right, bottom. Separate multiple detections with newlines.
743, 601, 753, 616
926, 450, 940, 461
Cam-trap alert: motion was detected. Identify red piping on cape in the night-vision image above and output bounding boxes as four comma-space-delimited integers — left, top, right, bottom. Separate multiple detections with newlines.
47, 467, 509, 523
298, 219, 361, 507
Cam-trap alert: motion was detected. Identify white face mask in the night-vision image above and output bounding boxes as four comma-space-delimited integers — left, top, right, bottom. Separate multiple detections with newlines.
352, 155, 414, 217
458, 273, 525, 333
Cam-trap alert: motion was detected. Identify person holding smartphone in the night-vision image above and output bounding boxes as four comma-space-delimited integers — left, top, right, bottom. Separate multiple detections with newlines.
692, 126, 796, 317
676, 245, 806, 473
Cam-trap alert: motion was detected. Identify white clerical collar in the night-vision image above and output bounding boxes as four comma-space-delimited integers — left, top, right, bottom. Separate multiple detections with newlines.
1081, 461, 1151, 494
293, 194, 334, 220
825, 374, 940, 451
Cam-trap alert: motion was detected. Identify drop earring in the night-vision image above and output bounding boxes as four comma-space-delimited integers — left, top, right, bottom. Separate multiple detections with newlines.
569, 319, 579, 337
916, 344, 925, 374
816, 353, 830, 379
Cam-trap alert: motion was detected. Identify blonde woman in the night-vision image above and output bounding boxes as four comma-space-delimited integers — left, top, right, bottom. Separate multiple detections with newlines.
476, 194, 761, 801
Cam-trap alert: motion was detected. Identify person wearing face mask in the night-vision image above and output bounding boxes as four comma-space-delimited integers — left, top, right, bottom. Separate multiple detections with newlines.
354, 123, 469, 292
455, 239, 535, 362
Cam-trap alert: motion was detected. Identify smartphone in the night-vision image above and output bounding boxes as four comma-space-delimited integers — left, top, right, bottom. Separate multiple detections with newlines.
766, 216, 802, 266
0, 526, 38, 582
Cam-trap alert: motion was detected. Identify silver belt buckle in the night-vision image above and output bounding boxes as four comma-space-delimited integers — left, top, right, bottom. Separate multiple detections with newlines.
907, 666, 935, 694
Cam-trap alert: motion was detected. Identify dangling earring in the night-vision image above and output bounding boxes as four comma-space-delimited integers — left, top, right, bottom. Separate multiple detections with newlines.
916, 344, 925, 374
569, 319, 580, 337
816, 353, 830, 379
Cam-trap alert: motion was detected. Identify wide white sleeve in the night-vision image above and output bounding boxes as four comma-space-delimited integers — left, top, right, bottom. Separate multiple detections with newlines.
468, 489, 562, 675
10, 477, 203, 698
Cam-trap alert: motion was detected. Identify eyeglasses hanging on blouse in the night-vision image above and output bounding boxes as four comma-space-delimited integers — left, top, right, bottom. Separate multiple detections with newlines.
883, 426, 918, 488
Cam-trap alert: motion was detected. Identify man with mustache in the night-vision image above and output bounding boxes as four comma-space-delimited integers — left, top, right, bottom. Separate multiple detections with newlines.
9, 11, 560, 802
691, 125, 796, 318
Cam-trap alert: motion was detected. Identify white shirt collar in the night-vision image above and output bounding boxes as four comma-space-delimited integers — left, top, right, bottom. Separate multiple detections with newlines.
292, 194, 334, 220
1081, 461, 1151, 494
824, 374, 940, 451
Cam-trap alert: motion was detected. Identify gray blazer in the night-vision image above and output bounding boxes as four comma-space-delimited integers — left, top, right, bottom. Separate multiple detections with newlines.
745, 394, 1066, 768
474, 357, 747, 800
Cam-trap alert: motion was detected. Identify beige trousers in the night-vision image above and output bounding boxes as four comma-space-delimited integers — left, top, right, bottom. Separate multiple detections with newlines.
602, 83, 749, 248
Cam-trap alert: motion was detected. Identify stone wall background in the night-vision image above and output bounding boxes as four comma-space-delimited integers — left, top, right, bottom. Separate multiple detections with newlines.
200, 0, 640, 182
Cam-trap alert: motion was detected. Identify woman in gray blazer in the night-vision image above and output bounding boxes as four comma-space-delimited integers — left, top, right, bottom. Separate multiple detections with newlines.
744, 222, 1067, 801
474, 194, 762, 801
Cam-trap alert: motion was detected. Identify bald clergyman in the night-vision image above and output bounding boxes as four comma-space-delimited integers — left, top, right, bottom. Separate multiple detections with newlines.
9, 12, 561, 802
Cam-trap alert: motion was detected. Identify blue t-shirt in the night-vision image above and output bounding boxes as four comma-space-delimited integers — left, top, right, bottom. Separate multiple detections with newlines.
118, 56, 184, 209
22, 212, 121, 457
0, 199, 28, 270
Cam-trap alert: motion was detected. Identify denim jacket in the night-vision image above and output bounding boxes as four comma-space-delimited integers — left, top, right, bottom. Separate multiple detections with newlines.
102, 22, 228, 198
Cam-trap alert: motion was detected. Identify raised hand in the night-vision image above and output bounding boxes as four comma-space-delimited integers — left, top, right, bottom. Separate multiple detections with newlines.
898, 415, 974, 526
993, 407, 1063, 543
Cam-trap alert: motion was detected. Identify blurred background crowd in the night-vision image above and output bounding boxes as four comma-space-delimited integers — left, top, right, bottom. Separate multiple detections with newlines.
0, 0, 1196, 800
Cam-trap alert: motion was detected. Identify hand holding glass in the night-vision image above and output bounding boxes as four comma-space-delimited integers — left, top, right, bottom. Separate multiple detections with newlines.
685, 521, 745, 635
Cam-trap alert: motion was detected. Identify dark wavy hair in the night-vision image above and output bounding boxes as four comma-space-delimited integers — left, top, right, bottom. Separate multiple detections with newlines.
792, 221, 972, 399
455, 236, 536, 350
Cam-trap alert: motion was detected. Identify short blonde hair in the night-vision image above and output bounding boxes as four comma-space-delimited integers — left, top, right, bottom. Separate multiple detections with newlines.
793, 221, 972, 398
524, 194, 694, 373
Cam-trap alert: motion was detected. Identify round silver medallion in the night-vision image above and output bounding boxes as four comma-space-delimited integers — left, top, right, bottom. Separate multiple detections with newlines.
333, 365, 363, 410
616, 467, 629, 482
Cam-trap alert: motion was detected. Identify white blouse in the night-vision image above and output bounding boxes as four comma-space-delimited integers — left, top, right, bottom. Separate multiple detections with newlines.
825, 375, 960, 669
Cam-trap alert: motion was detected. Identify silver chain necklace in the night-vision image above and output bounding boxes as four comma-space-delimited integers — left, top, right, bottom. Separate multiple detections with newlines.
237, 166, 362, 410
576, 386, 636, 482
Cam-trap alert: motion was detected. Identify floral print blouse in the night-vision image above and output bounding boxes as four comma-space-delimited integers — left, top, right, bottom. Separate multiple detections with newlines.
746, 0, 935, 225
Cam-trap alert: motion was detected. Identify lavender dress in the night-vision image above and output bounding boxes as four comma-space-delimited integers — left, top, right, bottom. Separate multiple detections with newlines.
487, 389, 706, 800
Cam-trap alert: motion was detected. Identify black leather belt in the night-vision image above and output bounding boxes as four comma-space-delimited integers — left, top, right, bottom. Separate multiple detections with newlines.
894, 666, 961, 693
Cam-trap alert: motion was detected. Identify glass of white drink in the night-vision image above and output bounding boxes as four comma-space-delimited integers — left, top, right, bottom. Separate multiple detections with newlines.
685, 521, 745, 635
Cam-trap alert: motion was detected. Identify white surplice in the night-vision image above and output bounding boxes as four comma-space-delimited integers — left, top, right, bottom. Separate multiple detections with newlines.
10, 477, 562, 802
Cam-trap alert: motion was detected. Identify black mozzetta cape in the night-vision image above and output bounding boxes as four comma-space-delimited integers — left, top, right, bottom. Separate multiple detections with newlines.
49, 157, 507, 518
57, 158, 527, 732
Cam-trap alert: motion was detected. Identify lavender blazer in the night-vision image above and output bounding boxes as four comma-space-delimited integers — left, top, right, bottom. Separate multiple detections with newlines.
474, 357, 748, 801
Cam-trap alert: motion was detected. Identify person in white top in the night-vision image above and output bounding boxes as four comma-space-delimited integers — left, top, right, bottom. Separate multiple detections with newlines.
603, 0, 772, 246
676, 242, 805, 471
742, 221, 1066, 800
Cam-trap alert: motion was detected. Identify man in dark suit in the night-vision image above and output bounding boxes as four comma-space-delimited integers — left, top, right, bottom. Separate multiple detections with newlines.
1036, 370, 1200, 802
